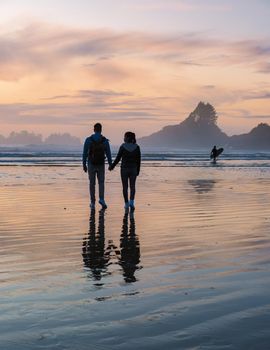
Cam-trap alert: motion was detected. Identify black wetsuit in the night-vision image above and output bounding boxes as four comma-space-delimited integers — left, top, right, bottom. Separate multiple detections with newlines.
211, 147, 218, 160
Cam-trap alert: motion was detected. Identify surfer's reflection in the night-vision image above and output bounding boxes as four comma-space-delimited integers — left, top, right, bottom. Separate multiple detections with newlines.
82, 209, 109, 281
188, 179, 216, 194
119, 211, 141, 283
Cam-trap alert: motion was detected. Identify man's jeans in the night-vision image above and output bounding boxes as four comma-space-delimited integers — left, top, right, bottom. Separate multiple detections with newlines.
88, 163, 105, 203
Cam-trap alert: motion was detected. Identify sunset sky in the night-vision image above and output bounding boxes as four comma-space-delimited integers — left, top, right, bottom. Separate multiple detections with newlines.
0, 0, 270, 143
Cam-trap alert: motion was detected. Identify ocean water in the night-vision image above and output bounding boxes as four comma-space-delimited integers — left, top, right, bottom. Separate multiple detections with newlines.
0, 154, 270, 349
0, 149, 270, 167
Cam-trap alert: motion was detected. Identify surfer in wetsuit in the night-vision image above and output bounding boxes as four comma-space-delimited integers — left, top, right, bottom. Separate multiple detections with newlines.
210, 145, 218, 163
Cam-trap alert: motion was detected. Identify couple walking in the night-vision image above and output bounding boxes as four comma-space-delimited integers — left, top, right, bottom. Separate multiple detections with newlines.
82, 123, 141, 210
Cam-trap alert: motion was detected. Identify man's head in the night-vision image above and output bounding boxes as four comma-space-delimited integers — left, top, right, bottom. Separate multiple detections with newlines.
94, 123, 102, 133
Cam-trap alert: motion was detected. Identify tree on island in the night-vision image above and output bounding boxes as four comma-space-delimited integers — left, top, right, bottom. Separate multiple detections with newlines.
44, 133, 81, 146
5, 131, 43, 145
0, 131, 82, 146
187, 101, 218, 126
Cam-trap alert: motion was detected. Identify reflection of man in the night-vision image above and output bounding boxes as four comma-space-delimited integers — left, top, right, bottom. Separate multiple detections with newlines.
82, 209, 108, 281
119, 211, 141, 283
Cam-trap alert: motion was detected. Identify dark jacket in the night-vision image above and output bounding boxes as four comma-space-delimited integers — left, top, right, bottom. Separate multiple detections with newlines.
112, 143, 141, 174
82, 132, 112, 167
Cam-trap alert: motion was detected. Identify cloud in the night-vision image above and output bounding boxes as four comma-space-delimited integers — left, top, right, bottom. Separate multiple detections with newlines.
127, 0, 231, 13
257, 63, 270, 74
202, 85, 215, 89
243, 92, 270, 100
78, 89, 132, 97
0, 95, 175, 127
41, 89, 132, 101
42, 95, 72, 100
0, 21, 270, 140
1, 22, 270, 82
220, 108, 270, 120
235, 115, 270, 119
176, 60, 207, 67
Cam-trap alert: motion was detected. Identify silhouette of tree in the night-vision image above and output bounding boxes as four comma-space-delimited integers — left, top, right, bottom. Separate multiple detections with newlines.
44, 133, 81, 146
190, 102, 218, 126
7, 130, 42, 145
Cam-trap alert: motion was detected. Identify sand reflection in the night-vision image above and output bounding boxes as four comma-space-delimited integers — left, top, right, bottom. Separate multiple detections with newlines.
119, 211, 141, 283
188, 179, 216, 193
82, 209, 109, 281
82, 210, 141, 284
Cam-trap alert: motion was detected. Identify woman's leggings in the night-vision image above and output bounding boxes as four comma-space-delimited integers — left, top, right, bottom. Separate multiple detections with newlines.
120, 167, 137, 203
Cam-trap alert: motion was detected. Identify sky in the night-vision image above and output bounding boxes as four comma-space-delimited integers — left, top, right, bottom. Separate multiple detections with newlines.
0, 0, 270, 143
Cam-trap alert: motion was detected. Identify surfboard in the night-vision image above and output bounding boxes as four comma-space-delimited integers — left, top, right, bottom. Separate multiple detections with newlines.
210, 147, 224, 159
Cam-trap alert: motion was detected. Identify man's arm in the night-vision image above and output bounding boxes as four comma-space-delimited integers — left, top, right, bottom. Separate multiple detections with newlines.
105, 139, 112, 166
82, 138, 90, 171
110, 146, 123, 169
137, 146, 141, 175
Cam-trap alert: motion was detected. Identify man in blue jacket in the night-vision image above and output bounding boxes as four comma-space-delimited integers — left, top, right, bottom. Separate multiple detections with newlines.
83, 123, 112, 210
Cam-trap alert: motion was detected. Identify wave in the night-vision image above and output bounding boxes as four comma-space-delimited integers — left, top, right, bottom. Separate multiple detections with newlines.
0, 150, 270, 167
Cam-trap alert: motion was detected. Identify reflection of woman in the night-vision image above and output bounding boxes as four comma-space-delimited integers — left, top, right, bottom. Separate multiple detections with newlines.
82, 209, 108, 281
119, 211, 141, 283
109, 132, 141, 210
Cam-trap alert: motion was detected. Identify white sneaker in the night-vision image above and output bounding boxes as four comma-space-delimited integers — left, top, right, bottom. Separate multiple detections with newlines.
99, 199, 107, 209
129, 200, 135, 210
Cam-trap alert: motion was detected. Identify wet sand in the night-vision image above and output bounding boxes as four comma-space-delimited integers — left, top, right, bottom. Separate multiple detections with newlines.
0, 166, 270, 349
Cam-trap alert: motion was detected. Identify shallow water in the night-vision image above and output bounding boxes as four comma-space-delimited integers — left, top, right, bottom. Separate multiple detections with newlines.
1, 149, 270, 168
0, 166, 270, 349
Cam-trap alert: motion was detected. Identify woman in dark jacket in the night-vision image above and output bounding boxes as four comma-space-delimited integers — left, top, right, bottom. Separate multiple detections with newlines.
109, 132, 141, 210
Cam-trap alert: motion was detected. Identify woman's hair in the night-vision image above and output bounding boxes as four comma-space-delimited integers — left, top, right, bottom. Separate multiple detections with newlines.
124, 131, 136, 144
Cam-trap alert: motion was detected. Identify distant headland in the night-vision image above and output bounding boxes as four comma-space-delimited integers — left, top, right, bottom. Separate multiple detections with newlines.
139, 102, 270, 150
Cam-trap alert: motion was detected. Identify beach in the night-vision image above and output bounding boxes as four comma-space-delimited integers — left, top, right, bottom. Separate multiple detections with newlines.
1, 162, 270, 349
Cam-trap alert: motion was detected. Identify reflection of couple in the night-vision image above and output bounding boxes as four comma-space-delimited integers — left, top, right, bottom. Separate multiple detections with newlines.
82, 209, 141, 283
82, 123, 141, 211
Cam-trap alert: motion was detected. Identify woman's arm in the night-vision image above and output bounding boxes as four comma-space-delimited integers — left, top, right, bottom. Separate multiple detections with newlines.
110, 145, 124, 169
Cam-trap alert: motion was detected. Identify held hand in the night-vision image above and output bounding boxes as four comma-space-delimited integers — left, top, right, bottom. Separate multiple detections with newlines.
83, 165, 88, 173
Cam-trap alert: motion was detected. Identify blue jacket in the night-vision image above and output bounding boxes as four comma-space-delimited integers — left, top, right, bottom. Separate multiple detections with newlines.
82, 132, 112, 167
